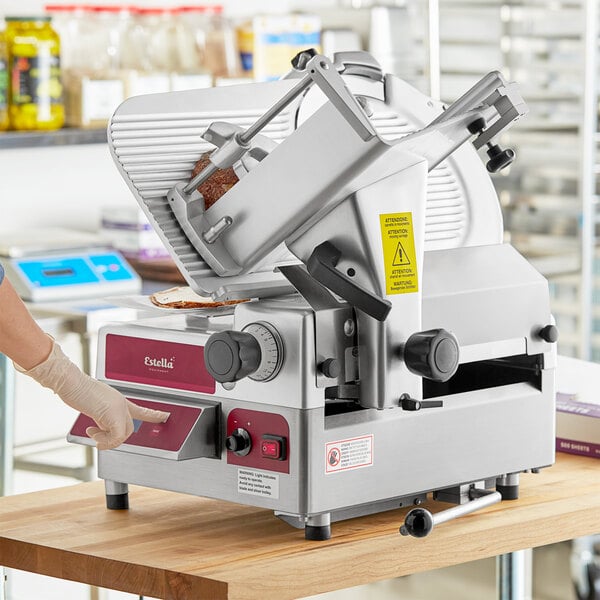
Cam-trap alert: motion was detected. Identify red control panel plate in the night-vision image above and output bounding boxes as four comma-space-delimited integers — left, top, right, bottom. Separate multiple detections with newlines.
69, 399, 201, 452
105, 334, 215, 394
227, 408, 290, 474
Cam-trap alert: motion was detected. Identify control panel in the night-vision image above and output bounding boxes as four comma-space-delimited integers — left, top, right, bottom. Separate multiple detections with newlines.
226, 408, 290, 474
67, 397, 219, 460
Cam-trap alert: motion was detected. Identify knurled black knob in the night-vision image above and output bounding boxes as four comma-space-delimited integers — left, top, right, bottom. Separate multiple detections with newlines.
403, 329, 460, 383
486, 144, 515, 173
226, 428, 252, 456
204, 331, 261, 383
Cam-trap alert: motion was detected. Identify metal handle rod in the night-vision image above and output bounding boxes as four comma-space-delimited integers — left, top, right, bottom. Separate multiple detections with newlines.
400, 489, 501, 537
184, 74, 313, 196
432, 489, 502, 526
238, 74, 312, 145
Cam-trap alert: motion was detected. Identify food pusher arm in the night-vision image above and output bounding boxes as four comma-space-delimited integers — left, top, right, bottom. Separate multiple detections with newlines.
182, 52, 377, 198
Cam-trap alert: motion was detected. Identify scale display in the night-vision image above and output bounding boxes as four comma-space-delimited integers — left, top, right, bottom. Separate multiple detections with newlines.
2, 250, 141, 301
18, 253, 133, 287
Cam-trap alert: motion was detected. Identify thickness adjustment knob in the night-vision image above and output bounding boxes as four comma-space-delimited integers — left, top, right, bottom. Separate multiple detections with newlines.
204, 331, 261, 383
226, 428, 252, 456
403, 329, 460, 383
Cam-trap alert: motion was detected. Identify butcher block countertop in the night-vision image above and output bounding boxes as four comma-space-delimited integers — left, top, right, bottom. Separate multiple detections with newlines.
0, 453, 598, 600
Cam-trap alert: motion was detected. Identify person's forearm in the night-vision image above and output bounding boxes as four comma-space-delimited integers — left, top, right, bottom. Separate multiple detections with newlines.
0, 277, 52, 369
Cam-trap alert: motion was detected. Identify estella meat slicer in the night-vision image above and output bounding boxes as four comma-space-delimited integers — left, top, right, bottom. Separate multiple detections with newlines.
68, 50, 557, 540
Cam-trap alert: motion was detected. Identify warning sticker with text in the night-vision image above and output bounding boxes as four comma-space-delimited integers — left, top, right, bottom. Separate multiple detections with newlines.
238, 469, 280, 499
379, 212, 419, 295
325, 435, 373, 474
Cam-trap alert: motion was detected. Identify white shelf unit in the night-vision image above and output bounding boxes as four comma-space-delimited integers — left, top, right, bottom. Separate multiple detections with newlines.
434, 0, 599, 359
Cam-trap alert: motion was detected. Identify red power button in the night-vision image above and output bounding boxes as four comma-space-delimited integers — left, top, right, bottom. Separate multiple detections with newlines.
261, 435, 286, 460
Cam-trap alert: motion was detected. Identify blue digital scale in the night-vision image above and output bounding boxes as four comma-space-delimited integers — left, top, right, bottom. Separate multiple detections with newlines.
0, 230, 141, 302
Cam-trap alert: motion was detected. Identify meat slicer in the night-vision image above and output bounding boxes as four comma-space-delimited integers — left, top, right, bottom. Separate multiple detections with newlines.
69, 51, 557, 540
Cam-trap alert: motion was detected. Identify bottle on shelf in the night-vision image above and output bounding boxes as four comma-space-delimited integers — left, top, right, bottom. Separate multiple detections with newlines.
203, 7, 244, 84
120, 7, 171, 97
171, 6, 212, 90
43, 4, 83, 72
5, 16, 65, 131
61, 5, 128, 129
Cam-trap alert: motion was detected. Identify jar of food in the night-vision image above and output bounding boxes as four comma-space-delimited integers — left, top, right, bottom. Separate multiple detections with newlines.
0, 28, 9, 130
204, 7, 241, 80
169, 7, 212, 91
121, 7, 171, 97
44, 4, 87, 72
5, 16, 64, 131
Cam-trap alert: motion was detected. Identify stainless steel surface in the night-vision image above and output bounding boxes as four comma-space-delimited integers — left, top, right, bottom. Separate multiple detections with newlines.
108, 54, 511, 299
72, 52, 557, 539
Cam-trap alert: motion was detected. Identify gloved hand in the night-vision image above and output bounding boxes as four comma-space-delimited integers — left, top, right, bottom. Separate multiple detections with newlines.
15, 339, 170, 450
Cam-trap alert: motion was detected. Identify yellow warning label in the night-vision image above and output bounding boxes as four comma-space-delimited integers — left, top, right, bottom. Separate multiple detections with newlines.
380, 212, 418, 295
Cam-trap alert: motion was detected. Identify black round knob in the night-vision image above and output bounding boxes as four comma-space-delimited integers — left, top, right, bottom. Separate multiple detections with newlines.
467, 117, 486, 135
538, 324, 559, 343
204, 331, 261, 383
291, 47, 317, 70
403, 329, 459, 383
319, 358, 341, 379
226, 428, 252, 456
486, 144, 515, 173
400, 508, 434, 538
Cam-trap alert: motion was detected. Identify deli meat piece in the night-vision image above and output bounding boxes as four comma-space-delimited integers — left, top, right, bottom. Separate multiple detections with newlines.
192, 153, 239, 210
150, 286, 249, 309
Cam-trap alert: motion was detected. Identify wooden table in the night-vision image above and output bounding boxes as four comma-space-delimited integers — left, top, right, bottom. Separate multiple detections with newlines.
0, 453, 597, 600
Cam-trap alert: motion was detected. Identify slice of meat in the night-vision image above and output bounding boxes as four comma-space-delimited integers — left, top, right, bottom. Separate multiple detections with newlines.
149, 286, 249, 309
192, 153, 239, 210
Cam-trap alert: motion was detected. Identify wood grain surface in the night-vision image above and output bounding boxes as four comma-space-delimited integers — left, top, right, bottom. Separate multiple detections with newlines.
0, 453, 597, 600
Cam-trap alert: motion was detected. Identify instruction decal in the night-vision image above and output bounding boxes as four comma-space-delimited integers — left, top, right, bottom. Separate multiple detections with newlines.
325, 435, 373, 474
238, 469, 280, 499
379, 212, 418, 295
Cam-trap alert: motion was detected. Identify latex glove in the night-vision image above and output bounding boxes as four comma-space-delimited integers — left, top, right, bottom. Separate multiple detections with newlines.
15, 340, 170, 450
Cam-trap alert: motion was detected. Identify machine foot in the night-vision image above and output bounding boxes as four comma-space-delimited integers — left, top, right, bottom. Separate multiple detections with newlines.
305, 513, 331, 540
496, 473, 520, 500
496, 484, 519, 500
305, 525, 331, 541
106, 493, 129, 510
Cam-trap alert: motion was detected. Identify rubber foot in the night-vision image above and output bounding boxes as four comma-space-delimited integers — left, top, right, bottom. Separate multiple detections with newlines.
305, 525, 331, 541
106, 493, 129, 510
496, 484, 519, 500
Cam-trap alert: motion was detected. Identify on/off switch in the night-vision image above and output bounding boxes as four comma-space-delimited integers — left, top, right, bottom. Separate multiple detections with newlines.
261, 435, 286, 460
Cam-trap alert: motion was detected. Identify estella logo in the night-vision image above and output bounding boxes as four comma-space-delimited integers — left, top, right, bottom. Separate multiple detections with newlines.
144, 356, 175, 369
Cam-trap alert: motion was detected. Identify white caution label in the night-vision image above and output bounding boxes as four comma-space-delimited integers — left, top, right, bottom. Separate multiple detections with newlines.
237, 469, 280, 499
325, 435, 373, 474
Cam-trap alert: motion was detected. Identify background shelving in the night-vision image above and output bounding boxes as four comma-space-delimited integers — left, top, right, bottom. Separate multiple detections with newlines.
435, 0, 599, 359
